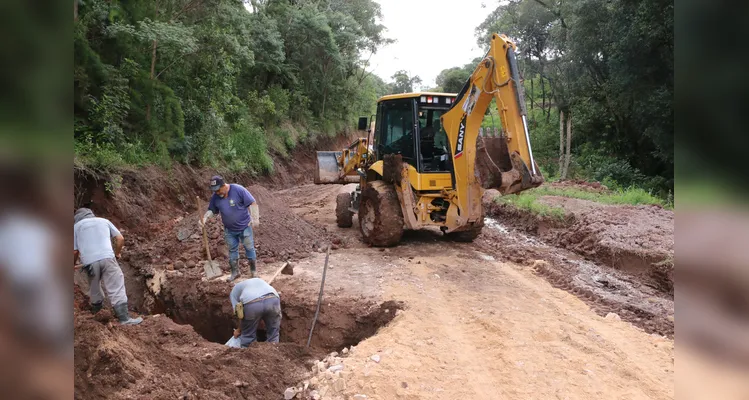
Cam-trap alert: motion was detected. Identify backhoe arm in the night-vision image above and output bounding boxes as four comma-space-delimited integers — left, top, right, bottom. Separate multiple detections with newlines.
440, 33, 544, 229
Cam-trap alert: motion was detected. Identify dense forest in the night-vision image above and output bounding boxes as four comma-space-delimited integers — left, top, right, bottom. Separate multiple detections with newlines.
74, 0, 392, 174
430, 0, 673, 198
75, 0, 672, 199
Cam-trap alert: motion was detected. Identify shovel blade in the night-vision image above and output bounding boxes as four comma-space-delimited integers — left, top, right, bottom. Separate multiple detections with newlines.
203, 260, 223, 279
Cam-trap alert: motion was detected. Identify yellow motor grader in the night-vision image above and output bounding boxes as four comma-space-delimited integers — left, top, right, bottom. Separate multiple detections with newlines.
314, 33, 544, 246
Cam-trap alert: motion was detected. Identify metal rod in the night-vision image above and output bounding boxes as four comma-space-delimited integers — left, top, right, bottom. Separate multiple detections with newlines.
306, 245, 331, 349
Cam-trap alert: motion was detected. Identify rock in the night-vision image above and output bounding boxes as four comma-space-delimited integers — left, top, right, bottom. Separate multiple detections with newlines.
353, 395, 368, 400
177, 228, 192, 242
283, 387, 297, 400
332, 378, 345, 392
189, 233, 200, 240
303, 380, 310, 391
233, 381, 248, 388
370, 354, 381, 363
328, 364, 344, 373
309, 377, 319, 387
316, 361, 327, 373
605, 312, 621, 321
401, 382, 408, 388
166, 264, 174, 271
434, 274, 440, 279
342, 347, 349, 355
310, 390, 320, 400
330, 351, 339, 357
185, 260, 197, 269
174, 261, 186, 270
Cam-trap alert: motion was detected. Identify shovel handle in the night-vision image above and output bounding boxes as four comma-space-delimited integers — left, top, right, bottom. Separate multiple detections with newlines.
195, 196, 212, 261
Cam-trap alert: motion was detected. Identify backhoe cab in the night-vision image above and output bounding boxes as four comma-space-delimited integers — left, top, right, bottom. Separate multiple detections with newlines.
315, 33, 544, 246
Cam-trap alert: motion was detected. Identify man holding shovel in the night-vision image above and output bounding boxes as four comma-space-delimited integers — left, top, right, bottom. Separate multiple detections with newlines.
199, 175, 259, 281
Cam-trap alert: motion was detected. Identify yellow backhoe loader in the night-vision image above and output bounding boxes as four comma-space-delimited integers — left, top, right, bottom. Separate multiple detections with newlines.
315, 33, 544, 246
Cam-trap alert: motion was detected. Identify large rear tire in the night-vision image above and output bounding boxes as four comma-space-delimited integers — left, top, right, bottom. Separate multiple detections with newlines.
336, 192, 354, 228
358, 181, 404, 246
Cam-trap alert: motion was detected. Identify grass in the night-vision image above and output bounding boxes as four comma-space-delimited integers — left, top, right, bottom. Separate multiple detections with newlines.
531, 185, 668, 207
494, 184, 670, 218
495, 192, 567, 220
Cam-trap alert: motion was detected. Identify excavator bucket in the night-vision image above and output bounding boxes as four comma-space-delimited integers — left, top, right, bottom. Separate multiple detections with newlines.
314, 151, 359, 184
476, 136, 543, 194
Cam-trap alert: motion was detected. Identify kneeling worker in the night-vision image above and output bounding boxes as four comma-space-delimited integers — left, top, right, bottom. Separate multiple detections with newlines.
230, 278, 281, 348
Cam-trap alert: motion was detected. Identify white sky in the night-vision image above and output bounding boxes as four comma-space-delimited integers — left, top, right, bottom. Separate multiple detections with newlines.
368, 0, 498, 89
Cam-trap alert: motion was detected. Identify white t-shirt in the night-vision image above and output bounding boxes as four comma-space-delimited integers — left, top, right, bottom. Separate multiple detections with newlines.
73, 217, 121, 265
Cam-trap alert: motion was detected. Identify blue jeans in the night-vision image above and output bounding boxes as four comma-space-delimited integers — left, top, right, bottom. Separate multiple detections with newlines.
224, 226, 256, 262
240, 296, 281, 347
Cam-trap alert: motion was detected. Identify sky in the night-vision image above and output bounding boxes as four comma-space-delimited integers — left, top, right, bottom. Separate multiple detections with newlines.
367, 0, 498, 89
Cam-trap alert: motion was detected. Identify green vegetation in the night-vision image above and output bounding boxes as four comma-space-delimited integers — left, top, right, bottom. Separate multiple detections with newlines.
74, 0, 392, 175
495, 184, 670, 218
496, 192, 567, 220
442, 0, 673, 200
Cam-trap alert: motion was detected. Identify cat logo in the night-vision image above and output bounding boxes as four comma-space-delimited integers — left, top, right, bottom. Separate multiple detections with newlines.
455, 116, 467, 159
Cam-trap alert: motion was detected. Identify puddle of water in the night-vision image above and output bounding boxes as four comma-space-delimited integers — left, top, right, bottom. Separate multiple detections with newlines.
484, 217, 543, 247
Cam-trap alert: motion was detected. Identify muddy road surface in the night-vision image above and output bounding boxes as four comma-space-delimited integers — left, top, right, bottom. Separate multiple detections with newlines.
75, 181, 674, 400
272, 184, 674, 399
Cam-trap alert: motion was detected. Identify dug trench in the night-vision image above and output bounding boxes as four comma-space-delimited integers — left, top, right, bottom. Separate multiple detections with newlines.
75, 266, 403, 399
152, 274, 402, 356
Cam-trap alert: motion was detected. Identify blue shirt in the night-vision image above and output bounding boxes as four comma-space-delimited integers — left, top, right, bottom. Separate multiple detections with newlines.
208, 184, 256, 232
230, 278, 279, 309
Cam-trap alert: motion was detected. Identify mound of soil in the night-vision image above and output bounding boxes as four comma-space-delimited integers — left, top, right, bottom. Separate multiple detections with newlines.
74, 310, 311, 400
487, 194, 674, 294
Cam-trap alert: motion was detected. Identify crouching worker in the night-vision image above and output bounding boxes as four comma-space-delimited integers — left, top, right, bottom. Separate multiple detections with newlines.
230, 278, 281, 347
74, 208, 142, 325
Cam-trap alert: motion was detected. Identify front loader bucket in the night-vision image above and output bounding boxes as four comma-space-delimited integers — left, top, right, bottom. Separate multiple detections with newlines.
314, 151, 359, 184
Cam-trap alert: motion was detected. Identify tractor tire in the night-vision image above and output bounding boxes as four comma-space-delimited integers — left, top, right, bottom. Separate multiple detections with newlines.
447, 218, 485, 243
336, 192, 354, 228
358, 181, 404, 247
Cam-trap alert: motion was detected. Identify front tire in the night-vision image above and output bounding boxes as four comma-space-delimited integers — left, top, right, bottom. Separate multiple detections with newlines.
336, 192, 354, 228
358, 181, 404, 246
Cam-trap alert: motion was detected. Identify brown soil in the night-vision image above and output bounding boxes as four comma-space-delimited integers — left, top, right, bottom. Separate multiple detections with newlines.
73, 141, 673, 399
482, 189, 674, 337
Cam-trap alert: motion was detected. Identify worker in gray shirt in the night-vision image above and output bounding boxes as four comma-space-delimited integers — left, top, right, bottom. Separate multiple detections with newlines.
74, 208, 142, 325
229, 278, 281, 347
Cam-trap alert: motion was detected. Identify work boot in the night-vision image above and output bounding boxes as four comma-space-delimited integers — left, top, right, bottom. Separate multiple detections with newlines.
113, 302, 143, 325
91, 301, 103, 314
249, 259, 257, 278
229, 259, 241, 281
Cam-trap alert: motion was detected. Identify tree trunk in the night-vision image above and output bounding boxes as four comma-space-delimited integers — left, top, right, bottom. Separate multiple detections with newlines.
558, 109, 564, 177
562, 111, 573, 179
541, 77, 546, 113
530, 75, 534, 111
74, 0, 78, 21
146, 40, 157, 121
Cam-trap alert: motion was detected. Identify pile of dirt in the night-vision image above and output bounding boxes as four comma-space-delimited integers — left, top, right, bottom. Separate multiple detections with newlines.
546, 179, 609, 193
74, 310, 311, 400
480, 189, 674, 337
486, 193, 674, 294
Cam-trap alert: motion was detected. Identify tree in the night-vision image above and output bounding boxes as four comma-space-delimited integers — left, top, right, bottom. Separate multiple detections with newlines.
389, 70, 422, 93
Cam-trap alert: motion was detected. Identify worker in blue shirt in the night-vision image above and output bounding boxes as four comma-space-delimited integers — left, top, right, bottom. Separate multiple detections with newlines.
199, 175, 260, 281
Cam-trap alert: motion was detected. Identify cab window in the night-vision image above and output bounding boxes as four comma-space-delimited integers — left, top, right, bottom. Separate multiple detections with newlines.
378, 100, 416, 166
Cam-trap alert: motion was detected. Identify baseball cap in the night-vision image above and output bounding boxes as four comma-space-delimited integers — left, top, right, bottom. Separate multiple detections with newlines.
209, 175, 225, 192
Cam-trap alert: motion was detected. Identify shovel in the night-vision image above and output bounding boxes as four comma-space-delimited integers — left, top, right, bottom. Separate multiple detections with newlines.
195, 196, 223, 280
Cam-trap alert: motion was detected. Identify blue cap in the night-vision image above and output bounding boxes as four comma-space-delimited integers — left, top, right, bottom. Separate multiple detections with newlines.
209, 175, 224, 192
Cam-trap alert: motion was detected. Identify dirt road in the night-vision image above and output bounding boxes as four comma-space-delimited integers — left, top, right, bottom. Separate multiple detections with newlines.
74, 179, 674, 399
273, 184, 674, 400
